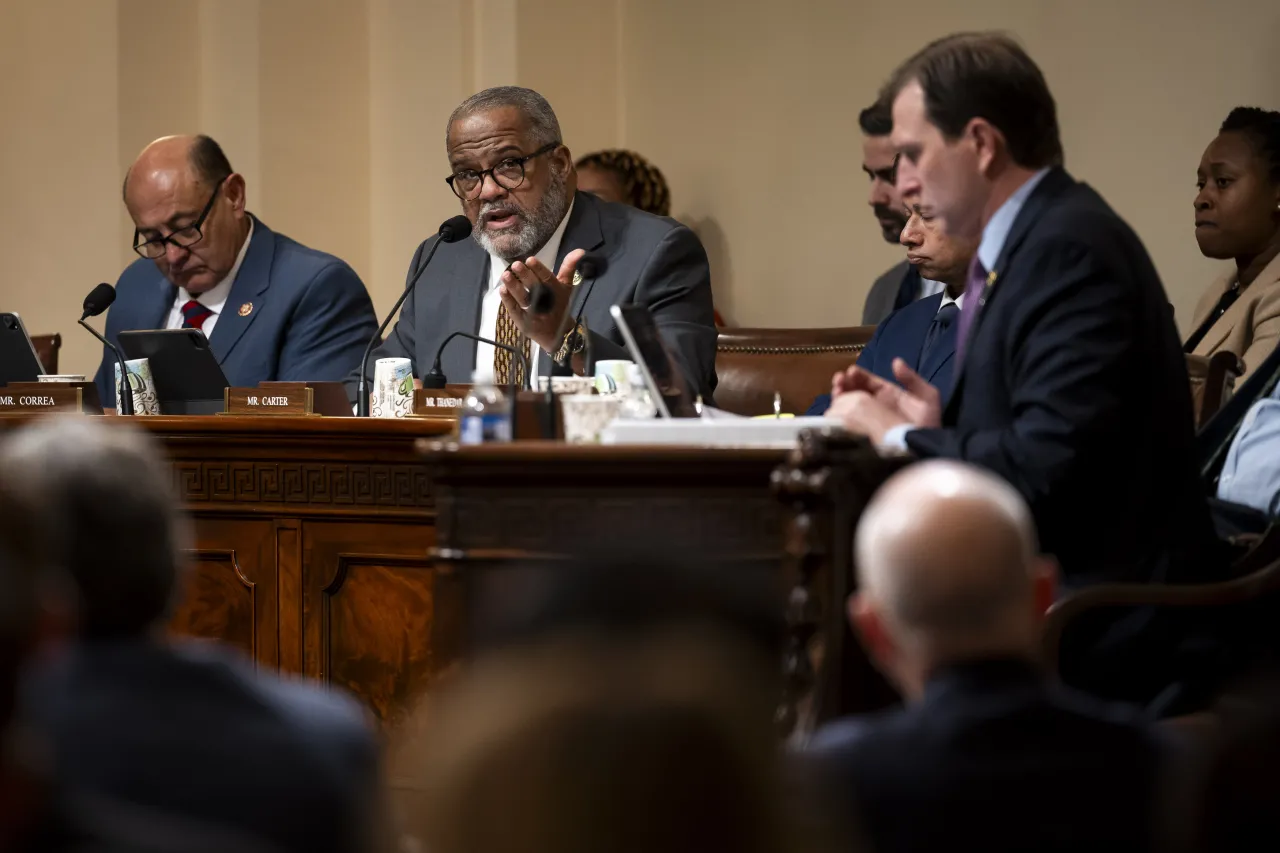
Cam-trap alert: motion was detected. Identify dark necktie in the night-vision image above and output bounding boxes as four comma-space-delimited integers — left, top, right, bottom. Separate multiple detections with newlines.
921, 301, 960, 368
181, 299, 213, 332
955, 256, 987, 368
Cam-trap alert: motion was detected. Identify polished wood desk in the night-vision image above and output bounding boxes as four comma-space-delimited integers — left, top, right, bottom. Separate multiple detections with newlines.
421, 431, 904, 734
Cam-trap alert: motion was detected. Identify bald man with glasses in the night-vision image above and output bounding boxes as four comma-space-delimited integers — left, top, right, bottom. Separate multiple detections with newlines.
92, 134, 378, 410
349, 85, 717, 402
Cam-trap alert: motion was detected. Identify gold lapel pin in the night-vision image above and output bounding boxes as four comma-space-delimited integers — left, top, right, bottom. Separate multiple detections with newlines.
986, 270, 998, 287
238, 302, 253, 317
572, 270, 584, 287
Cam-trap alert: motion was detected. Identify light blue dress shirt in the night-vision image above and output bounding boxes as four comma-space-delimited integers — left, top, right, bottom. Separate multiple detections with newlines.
1216, 384, 1280, 517
880, 168, 1053, 450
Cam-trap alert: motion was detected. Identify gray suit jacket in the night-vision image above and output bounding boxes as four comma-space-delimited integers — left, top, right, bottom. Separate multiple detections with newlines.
350, 191, 718, 401
862, 259, 913, 325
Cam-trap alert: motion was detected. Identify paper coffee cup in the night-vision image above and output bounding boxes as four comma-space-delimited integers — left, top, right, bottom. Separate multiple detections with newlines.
113, 358, 160, 415
593, 359, 635, 395
38, 374, 86, 383
372, 357, 414, 418
560, 393, 622, 443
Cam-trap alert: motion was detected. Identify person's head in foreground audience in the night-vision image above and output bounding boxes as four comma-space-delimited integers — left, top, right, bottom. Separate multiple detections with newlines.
0, 418, 187, 641
402, 629, 788, 853
125, 135, 250, 296
397, 552, 795, 853
850, 460, 1056, 701
898, 202, 978, 295
446, 85, 576, 263
1194, 106, 1280, 281
882, 31, 1062, 244
859, 99, 910, 244
575, 149, 672, 217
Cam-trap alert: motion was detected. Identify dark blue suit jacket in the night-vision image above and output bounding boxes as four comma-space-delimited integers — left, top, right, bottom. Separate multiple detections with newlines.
26, 640, 380, 853
93, 217, 378, 406
907, 169, 1219, 588
798, 660, 1170, 853
806, 292, 957, 415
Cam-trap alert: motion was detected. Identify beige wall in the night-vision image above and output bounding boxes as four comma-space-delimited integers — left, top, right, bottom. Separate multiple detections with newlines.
1, 0, 1278, 379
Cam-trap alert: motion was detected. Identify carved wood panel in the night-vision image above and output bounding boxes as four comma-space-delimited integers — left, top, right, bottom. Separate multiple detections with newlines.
171, 461, 432, 508
301, 521, 436, 727
170, 518, 278, 667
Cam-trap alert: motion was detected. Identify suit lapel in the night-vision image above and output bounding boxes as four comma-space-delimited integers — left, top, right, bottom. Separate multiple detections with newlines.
426, 239, 487, 383
207, 216, 273, 364
945, 168, 1074, 422
1194, 253, 1280, 357
540, 192, 606, 377
146, 279, 177, 330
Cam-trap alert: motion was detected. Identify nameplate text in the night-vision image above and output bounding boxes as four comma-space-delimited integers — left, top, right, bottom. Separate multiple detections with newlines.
0, 384, 83, 414
224, 383, 312, 416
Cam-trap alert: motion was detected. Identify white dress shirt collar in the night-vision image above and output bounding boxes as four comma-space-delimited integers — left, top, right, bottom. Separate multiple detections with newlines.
977, 167, 1051, 273
485, 198, 575, 291
166, 218, 254, 336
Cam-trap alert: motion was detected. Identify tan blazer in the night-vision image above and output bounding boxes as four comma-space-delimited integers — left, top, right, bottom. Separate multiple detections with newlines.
1190, 252, 1280, 384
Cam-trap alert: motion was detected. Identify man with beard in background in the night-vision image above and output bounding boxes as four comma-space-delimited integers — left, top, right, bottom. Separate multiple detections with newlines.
350, 86, 717, 401
860, 100, 946, 324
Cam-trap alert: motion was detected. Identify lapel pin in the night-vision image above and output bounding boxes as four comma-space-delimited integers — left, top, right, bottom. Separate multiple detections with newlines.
572, 270, 584, 286
238, 302, 253, 317
986, 270, 998, 287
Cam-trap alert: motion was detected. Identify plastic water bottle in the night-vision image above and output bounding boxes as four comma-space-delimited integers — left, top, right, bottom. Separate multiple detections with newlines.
459, 372, 512, 444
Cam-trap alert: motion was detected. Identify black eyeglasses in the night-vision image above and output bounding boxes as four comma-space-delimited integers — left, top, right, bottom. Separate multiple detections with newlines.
132, 176, 227, 259
445, 142, 561, 200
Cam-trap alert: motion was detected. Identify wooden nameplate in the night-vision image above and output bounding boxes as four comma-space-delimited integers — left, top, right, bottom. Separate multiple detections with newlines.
411, 384, 473, 418
224, 382, 315, 416
412, 384, 561, 439
0, 382, 86, 415
222, 381, 353, 416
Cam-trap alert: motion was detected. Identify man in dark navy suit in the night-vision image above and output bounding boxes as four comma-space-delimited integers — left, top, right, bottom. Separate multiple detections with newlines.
93, 135, 378, 409
799, 461, 1170, 853
829, 33, 1219, 593
808, 202, 975, 414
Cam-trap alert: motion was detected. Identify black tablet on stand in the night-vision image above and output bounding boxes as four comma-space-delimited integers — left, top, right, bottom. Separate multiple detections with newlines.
0, 313, 47, 385
118, 329, 229, 415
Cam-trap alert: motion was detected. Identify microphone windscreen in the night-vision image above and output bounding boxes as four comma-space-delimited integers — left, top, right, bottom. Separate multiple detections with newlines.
577, 254, 607, 280
82, 282, 116, 318
438, 214, 474, 243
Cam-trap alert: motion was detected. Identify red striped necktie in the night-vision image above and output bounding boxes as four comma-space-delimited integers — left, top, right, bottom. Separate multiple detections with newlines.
181, 299, 213, 332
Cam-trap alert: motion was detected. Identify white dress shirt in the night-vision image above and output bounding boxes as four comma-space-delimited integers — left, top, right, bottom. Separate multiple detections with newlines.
919, 277, 946, 300
164, 218, 255, 337
474, 200, 575, 386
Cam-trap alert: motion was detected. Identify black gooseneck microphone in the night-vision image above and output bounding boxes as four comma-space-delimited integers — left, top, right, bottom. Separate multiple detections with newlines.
78, 283, 133, 415
421, 330, 529, 436
529, 254, 606, 438
356, 214, 473, 417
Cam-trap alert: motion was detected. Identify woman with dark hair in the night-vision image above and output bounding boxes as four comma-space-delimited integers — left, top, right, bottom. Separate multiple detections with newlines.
576, 149, 726, 325
575, 149, 672, 217
1189, 106, 1280, 382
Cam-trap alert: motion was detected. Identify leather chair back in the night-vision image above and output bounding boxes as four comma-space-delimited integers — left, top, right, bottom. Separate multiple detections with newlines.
715, 327, 875, 416
31, 333, 61, 375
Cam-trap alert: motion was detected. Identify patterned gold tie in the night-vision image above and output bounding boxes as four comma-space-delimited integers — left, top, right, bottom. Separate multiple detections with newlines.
493, 298, 530, 388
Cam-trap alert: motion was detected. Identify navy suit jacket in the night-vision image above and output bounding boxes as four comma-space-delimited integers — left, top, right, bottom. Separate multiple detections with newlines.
26, 640, 380, 853
93, 217, 378, 406
806, 292, 957, 415
906, 169, 1219, 588
799, 660, 1171, 853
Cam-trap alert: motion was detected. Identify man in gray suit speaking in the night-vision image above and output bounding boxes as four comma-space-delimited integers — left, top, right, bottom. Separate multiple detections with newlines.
350, 86, 718, 401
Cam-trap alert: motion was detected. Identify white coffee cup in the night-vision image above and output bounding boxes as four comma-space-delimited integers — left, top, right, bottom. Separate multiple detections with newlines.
559, 393, 622, 443
371, 357, 414, 418
113, 358, 160, 415
593, 359, 635, 395
535, 375, 596, 395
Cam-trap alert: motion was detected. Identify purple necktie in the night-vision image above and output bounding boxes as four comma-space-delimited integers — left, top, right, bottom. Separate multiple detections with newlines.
955, 255, 987, 369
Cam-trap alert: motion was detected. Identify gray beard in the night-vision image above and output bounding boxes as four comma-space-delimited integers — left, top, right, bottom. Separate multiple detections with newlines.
473, 177, 570, 263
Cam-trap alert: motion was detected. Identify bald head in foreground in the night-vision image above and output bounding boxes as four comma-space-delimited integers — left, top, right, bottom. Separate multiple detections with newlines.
93, 134, 378, 410
801, 461, 1170, 853
851, 460, 1055, 700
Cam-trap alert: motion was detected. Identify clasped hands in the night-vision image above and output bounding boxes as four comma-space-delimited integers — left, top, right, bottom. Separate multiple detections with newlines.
826, 358, 942, 444
497, 248, 586, 353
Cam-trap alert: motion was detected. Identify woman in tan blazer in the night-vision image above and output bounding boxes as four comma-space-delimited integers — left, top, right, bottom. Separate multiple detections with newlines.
1189, 106, 1280, 383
